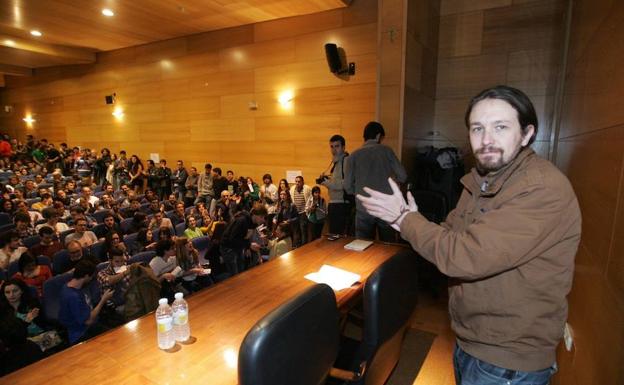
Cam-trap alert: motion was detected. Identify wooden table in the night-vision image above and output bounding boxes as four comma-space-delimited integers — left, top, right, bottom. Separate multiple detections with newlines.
2, 238, 404, 385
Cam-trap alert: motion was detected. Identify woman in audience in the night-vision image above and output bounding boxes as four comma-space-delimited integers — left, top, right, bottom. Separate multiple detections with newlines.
305, 186, 327, 241
12, 253, 52, 298
103, 231, 128, 260
128, 212, 148, 234
128, 155, 144, 194
246, 177, 260, 202
277, 178, 290, 195
131, 228, 157, 254
1, 279, 47, 336
174, 237, 212, 292
0, 280, 44, 374
1, 199, 15, 216
0, 230, 28, 269
273, 190, 298, 233
149, 239, 179, 300
266, 222, 293, 260
183, 215, 204, 240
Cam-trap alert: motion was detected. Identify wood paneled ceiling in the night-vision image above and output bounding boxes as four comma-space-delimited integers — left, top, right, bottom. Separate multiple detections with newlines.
0, 0, 351, 81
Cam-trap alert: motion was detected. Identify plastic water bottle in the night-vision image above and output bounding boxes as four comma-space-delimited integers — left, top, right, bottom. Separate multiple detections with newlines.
172, 292, 190, 342
155, 298, 175, 350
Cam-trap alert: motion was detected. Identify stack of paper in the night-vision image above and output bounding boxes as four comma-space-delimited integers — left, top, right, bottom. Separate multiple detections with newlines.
305, 265, 361, 291
344, 239, 373, 251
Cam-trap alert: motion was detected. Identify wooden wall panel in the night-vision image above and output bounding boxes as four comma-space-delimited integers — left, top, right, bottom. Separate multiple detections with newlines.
0, 2, 378, 185
433, 0, 565, 158
552, 0, 624, 383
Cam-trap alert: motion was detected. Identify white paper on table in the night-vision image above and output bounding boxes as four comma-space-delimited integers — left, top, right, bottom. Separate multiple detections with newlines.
304, 264, 361, 291
344, 239, 373, 251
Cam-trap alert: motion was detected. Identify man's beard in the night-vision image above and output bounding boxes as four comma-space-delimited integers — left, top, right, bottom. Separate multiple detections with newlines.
474, 146, 506, 175
474, 145, 523, 175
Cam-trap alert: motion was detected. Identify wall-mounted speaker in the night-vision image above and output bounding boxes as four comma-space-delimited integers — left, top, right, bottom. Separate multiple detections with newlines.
324, 43, 342, 73
105, 93, 116, 105
324, 43, 355, 76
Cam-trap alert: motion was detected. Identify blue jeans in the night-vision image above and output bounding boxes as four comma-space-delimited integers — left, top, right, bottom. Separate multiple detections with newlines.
453, 344, 557, 385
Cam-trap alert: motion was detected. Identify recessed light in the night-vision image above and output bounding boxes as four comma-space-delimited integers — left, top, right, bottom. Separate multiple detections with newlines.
102, 9, 114, 17
4, 39, 16, 47
30, 30, 42, 37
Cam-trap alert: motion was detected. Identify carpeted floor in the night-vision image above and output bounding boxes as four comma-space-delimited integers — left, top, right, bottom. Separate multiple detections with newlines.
386, 328, 437, 385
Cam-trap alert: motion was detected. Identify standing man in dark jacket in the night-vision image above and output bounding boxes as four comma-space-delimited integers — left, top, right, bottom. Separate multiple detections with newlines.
155, 159, 172, 200
219, 206, 266, 276
344, 121, 407, 242
172, 160, 188, 202
358, 86, 581, 385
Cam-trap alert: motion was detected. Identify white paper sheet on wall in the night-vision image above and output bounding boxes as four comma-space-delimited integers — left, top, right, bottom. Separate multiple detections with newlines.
150, 153, 160, 163
286, 170, 302, 183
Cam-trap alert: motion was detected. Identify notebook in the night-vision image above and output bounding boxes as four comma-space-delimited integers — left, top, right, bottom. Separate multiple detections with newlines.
344, 239, 373, 251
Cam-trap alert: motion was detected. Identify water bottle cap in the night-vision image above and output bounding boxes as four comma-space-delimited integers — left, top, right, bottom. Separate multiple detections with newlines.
158, 298, 168, 305
174, 292, 183, 299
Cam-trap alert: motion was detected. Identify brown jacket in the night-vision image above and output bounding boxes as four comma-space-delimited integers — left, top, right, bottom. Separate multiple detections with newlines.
400, 148, 581, 371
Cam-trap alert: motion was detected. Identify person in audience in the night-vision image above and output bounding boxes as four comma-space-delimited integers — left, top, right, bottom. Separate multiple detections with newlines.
35, 207, 70, 235
144, 197, 161, 215
143, 160, 159, 193
196, 163, 215, 205
260, 174, 278, 222
266, 222, 292, 260
220, 206, 267, 276
130, 228, 157, 254
58, 260, 114, 344
149, 239, 179, 300
64, 217, 97, 247
128, 212, 148, 234
114, 183, 131, 203
290, 176, 311, 247
75, 186, 99, 207
277, 178, 289, 195
103, 231, 125, 260
174, 237, 211, 292
141, 188, 156, 204
183, 215, 204, 240
113, 151, 129, 190
1, 278, 47, 337
64, 180, 77, 196
67, 206, 94, 227
77, 197, 97, 215
102, 211, 121, 237
29, 227, 63, 259
22, 180, 38, 199
12, 253, 52, 297
15, 200, 43, 225
123, 198, 141, 219
212, 167, 228, 199
97, 193, 114, 210
1, 199, 15, 216
173, 160, 188, 202
31, 193, 52, 212
162, 193, 178, 212
155, 159, 172, 200
97, 246, 132, 317
0, 279, 46, 374
0, 230, 28, 269
274, 190, 298, 232
54, 189, 71, 207
305, 186, 327, 241
14, 212, 37, 240
184, 166, 199, 207
169, 202, 186, 226
128, 155, 144, 193
108, 201, 126, 223
225, 170, 238, 195
147, 211, 173, 233
213, 190, 234, 223
246, 177, 260, 202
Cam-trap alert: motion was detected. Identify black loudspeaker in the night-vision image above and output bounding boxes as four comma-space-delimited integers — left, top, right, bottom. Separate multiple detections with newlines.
105, 94, 115, 105
324, 43, 342, 73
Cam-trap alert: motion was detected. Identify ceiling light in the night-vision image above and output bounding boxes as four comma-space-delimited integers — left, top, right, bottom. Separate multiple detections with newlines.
102, 9, 114, 17
30, 30, 42, 37
4, 39, 16, 47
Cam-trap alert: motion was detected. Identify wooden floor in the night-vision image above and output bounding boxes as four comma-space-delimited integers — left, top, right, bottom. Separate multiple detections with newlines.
410, 292, 456, 385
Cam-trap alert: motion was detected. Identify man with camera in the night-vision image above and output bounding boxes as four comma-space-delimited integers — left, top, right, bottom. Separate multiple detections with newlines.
317, 134, 351, 236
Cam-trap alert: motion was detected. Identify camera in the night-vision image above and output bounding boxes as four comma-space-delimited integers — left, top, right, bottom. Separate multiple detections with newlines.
315, 174, 329, 184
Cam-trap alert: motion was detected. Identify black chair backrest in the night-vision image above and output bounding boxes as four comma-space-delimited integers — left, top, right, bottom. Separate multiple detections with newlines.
238, 284, 340, 385
361, 250, 419, 385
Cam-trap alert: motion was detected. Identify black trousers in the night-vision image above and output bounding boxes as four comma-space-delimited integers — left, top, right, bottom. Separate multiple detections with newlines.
328, 202, 349, 235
